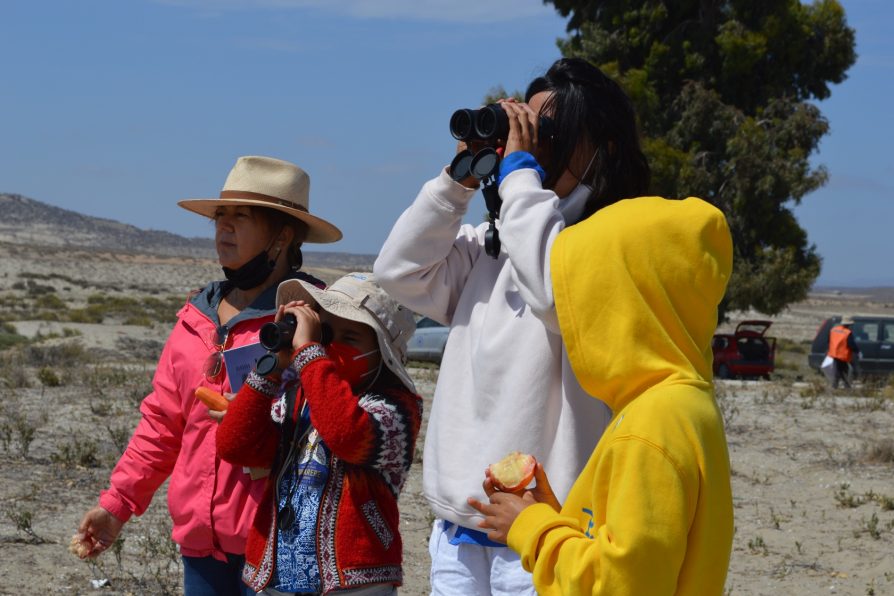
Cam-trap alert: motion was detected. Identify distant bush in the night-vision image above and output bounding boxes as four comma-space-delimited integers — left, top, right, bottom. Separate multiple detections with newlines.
52, 435, 100, 468
25, 342, 90, 368
116, 337, 164, 361
37, 367, 62, 387
864, 439, 894, 464
67, 307, 104, 323
777, 338, 809, 354
35, 294, 66, 310
124, 315, 153, 327
0, 322, 27, 351
84, 294, 183, 326
22, 279, 55, 296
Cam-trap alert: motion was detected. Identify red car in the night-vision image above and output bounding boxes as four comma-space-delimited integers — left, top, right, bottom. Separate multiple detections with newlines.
711, 320, 776, 380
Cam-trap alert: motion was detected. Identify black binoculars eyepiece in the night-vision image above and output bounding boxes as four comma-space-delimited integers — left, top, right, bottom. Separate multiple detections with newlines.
449, 104, 554, 144
449, 102, 556, 260
259, 313, 335, 354
449, 104, 508, 143
260, 313, 297, 353
256, 313, 334, 376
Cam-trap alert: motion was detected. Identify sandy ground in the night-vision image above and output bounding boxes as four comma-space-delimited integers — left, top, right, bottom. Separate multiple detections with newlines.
0, 242, 892, 595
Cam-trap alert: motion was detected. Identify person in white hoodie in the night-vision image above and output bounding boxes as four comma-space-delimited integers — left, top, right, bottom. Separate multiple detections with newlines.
374, 57, 651, 596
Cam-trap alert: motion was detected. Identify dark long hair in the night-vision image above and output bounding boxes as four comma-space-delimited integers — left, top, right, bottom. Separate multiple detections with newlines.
526, 58, 651, 220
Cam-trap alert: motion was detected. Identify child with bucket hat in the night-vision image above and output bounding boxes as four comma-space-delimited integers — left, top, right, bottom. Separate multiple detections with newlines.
217, 272, 423, 595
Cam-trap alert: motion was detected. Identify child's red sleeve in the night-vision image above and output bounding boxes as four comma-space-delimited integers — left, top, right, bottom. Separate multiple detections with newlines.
292, 344, 422, 473
216, 371, 281, 467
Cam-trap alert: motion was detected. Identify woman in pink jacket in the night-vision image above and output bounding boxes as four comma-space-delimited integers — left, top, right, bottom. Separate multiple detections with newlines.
73, 156, 342, 596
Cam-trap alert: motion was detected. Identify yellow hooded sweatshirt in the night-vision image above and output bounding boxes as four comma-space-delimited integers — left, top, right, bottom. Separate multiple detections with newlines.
507, 196, 734, 595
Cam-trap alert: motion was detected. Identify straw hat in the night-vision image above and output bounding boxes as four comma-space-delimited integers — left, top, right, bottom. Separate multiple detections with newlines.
178, 155, 342, 243
840, 316, 855, 325
276, 272, 417, 393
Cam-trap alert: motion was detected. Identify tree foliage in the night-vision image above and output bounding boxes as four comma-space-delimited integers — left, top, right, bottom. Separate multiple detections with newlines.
545, 0, 856, 315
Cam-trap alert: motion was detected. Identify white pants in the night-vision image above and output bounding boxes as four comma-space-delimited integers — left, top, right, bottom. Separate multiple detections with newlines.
428, 519, 536, 596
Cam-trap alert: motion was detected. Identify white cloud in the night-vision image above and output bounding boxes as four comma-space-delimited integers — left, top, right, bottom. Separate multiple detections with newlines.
153, 0, 556, 23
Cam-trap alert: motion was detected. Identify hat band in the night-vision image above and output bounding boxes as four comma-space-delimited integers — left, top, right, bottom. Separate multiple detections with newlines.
219, 190, 308, 213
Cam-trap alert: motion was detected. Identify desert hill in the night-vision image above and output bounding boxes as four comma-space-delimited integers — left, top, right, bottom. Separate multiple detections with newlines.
0, 192, 376, 270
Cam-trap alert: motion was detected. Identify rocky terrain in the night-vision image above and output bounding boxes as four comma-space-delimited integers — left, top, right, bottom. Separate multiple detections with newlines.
0, 195, 891, 595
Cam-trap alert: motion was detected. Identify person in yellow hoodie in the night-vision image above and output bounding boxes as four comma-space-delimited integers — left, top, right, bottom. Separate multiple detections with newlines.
469, 196, 735, 595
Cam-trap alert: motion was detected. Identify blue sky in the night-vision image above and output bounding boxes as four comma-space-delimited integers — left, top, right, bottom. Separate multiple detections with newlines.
1, 0, 890, 287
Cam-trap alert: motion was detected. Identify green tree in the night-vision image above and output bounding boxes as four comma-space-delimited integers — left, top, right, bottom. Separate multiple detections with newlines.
545, 0, 856, 315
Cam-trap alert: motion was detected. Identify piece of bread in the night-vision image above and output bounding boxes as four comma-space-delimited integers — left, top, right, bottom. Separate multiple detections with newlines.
68, 534, 92, 559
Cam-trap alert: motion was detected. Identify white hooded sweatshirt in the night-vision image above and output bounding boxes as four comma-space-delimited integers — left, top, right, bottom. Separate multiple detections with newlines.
374, 167, 612, 528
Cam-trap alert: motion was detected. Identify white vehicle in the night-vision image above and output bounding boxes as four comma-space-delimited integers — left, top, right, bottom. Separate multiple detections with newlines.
406, 317, 449, 363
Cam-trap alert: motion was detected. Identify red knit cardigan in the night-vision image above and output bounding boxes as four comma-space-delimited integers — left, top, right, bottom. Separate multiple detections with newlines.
216, 343, 422, 593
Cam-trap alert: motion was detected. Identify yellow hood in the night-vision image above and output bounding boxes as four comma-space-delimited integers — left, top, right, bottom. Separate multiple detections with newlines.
551, 196, 732, 413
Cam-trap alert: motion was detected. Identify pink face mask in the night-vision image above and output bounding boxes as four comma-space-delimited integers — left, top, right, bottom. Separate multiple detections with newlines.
326, 342, 379, 388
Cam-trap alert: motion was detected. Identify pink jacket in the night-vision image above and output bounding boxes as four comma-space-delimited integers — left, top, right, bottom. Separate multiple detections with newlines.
99, 278, 306, 560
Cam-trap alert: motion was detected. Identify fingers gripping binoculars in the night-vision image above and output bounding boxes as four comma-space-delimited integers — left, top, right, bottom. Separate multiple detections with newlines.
255, 313, 333, 376
449, 103, 554, 259
449, 104, 554, 145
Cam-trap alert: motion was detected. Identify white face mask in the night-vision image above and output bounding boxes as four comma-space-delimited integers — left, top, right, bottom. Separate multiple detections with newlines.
557, 149, 598, 201
559, 152, 599, 222
353, 348, 379, 361
579, 149, 599, 185
356, 349, 381, 379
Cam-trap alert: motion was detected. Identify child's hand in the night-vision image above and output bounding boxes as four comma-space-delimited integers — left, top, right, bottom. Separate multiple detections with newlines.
468, 462, 561, 543
468, 484, 536, 544
278, 301, 321, 350
528, 462, 561, 512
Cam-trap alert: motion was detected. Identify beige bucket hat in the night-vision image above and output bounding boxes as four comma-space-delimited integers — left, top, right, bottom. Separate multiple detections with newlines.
276, 272, 417, 393
178, 155, 342, 243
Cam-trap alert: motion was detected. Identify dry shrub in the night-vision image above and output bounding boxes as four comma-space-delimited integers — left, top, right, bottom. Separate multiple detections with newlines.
863, 438, 894, 464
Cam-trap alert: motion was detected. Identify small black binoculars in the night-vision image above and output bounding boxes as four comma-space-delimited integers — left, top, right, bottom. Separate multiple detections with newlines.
259, 314, 334, 353
449, 103, 554, 144
260, 313, 297, 353
256, 313, 334, 376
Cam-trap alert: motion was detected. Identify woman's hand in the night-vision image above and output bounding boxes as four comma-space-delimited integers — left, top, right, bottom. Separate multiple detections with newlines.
498, 98, 538, 157
207, 392, 236, 422
74, 506, 125, 559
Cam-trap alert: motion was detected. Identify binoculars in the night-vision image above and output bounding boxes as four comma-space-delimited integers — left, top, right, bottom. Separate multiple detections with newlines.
449, 103, 554, 144
448, 102, 555, 260
256, 313, 334, 375
260, 313, 298, 353
259, 313, 335, 353
255, 314, 298, 376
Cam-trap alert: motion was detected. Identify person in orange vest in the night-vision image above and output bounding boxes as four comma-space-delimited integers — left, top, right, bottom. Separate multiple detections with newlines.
827, 316, 861, 388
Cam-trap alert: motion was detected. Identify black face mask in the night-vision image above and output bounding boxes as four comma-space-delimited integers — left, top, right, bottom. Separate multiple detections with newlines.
222, 249, 276, 290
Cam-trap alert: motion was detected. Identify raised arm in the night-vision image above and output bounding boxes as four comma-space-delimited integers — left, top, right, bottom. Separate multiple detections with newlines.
497, 156, 589, 333
374, 169, 481, 325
